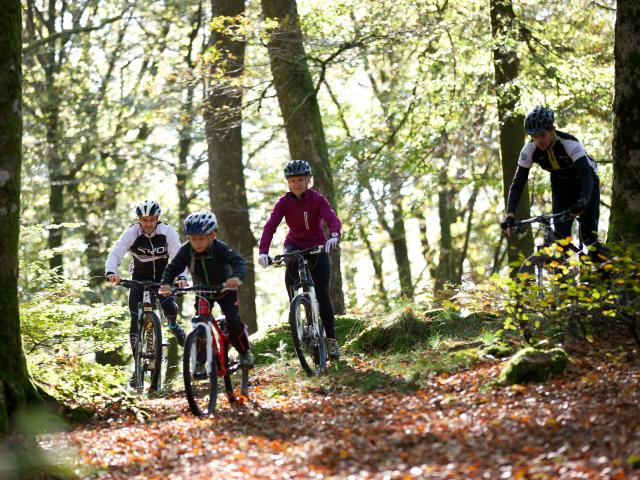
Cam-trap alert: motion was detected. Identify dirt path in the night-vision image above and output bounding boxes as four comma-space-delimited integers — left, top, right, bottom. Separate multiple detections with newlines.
49, 351, 640, 479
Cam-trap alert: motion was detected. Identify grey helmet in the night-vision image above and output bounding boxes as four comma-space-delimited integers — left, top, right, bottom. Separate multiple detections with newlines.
524, 105, 555, 135
284, 160, 312, 178
135, 199, 162, 217
184, 211, 218, 235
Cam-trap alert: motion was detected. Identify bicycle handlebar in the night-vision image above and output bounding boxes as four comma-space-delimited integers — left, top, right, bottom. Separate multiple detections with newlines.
514, 210, 571, 233
117, 279, 162, 290
171, 285, 237, 296
270, 245, 325, 266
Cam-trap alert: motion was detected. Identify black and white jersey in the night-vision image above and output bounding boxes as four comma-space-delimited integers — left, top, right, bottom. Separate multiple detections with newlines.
518, 130, 597, 177
105, 222, 185, 279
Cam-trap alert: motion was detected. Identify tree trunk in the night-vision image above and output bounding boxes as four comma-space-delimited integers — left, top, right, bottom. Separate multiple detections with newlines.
205, 0, 258, 333
389, 175, 413, 297
0, 0, 39, 434
261, 0, 345, 313
609, 0, 640, 244
490, 0, 534, 268
358, 225, 389, 310
434, 168, 458, 291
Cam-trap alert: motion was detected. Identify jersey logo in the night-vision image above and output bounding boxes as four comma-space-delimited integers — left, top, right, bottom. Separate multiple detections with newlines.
135, 246, 167, 256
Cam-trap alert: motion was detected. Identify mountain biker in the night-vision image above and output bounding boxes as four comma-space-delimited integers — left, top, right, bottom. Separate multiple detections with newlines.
158, 211, 254, 369
501, 106, 606, 259
257, 160, 343, 360
105, 200, 188, 383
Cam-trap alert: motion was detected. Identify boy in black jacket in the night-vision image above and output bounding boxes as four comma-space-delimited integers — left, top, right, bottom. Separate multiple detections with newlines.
159, 211, 253, 368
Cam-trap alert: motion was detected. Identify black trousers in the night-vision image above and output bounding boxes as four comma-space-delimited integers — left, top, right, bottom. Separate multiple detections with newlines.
551, 173, 600, 246
129, 274, 178, 341
284, 247, 336, 339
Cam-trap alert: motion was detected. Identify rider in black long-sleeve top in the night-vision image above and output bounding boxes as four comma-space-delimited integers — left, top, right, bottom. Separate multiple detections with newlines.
501, 106, 604, 253
160, 211, 253, 368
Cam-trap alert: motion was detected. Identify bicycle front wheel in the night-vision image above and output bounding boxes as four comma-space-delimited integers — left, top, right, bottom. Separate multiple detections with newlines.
183, 324, 218, 416
289, 295, 326, 376
136, 312, 163, 393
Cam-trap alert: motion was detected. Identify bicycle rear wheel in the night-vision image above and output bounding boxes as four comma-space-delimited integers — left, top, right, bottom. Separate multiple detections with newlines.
136, 312, 162, 393
183, 324, 218, 416
289, 295, 326, 376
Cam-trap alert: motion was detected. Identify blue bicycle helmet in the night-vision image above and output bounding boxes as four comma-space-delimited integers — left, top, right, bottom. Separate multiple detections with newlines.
284, 160, 312, 178
184, 211, 218, 235
524, 105, 554, 135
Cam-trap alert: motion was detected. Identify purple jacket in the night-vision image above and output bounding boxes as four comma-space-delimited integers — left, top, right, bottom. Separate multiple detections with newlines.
259, 189, 341, 254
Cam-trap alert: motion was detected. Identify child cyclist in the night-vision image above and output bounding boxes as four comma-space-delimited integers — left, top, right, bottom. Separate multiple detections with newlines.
105, 200, 188, 386
257, 160, 342, 360
158, 211, 254, 368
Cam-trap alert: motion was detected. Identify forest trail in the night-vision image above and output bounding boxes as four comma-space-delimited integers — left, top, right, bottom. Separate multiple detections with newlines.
48, 350, 640, 479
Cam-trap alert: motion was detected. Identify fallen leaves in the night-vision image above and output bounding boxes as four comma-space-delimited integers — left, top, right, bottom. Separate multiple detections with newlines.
42, 348, 640, 479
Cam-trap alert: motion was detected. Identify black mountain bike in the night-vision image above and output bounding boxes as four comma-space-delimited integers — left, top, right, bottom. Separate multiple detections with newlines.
173, 285, 250, 416
117, 279, 164, 393
270, 245, 327, 376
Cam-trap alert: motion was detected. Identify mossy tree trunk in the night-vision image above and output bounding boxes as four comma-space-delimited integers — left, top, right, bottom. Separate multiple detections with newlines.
490, 0, 534, 268
0, 0, 40, 435
260, 0, 345, 313
609, 0, 640, 244
205, 0, 258, 333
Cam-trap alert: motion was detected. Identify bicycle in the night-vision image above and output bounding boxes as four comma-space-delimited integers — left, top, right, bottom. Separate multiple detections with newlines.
117, 279, 164, 394
269, 245, 327, 376
511, 211, 638, 346
172, 285, 250, 417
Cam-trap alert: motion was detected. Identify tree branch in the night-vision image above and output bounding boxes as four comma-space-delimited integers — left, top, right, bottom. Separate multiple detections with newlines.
23, 14, 124, 54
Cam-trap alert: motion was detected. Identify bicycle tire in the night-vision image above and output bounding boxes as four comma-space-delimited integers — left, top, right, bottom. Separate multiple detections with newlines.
183, 324, 218, 416
289, 295, 326, 376
137, 312, 163, 393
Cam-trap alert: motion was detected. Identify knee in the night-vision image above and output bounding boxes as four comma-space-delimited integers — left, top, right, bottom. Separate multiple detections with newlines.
160, 298, 178, 316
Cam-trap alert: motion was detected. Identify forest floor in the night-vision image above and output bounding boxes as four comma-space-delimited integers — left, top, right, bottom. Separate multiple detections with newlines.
43, 342, 640, 479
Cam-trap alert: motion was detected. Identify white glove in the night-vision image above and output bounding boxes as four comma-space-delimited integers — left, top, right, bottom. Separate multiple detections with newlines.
258, 254, 270, 268
325, 236, 339, 254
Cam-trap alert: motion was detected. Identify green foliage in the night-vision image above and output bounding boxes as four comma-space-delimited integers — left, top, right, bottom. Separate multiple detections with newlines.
19, 238, 131, 411
498, 347, 569, 385
507, 243, 640, 347
21, 277, 127, 358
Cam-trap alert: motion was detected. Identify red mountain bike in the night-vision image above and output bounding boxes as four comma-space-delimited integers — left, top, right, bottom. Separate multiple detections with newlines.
173, 285, 250, 416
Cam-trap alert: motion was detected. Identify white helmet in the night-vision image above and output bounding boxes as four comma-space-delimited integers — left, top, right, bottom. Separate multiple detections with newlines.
135, 199, 162, 217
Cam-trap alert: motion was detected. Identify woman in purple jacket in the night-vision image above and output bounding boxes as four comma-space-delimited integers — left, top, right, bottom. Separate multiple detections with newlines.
257, 160, 342, 360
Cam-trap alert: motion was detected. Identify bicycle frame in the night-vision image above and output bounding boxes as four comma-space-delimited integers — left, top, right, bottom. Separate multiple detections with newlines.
515, 209, 582, 254
193, 296, 229, 378
117, 279, 164, 392
273, 245, 323, 330
175, 285, 248, 415
293, 256, 321, 330
118, 279, 166, 328
271, 245, 327, 375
